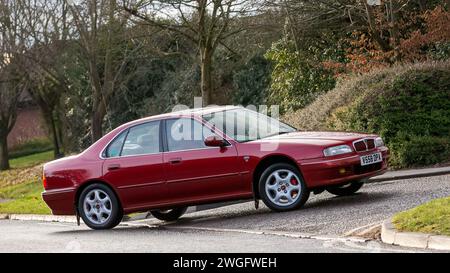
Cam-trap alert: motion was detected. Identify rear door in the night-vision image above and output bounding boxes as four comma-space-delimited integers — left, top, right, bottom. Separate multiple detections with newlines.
102, 120, 167, 210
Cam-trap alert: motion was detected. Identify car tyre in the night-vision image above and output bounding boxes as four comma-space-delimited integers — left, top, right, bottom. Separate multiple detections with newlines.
326, 181, 364, 196
150, 207, 188, 221
258, 163, 310, 212
78, 183, 123, 230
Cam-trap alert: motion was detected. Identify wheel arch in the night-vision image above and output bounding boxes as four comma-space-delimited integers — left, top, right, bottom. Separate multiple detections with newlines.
252, 154, 302, 199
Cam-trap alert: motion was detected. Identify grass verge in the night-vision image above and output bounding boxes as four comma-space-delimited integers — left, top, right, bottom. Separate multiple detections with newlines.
392, 197, 450, 236
0, 151, 54, 215
9, 150, 53, 169
0, 180, 50, 214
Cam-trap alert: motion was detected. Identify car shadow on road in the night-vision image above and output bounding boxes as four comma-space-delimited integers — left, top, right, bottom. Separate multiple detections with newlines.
49, 224, 164, 235
162, 191, 398, 227
49, 190, 398, 235
305, 191, 397, 210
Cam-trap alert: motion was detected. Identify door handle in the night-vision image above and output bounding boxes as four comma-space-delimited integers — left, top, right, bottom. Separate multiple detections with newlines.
107, 164, 121, 171
169, 157, 182, 164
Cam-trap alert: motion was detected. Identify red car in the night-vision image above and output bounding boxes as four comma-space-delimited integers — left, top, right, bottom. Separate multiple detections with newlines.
42, 106, 388, 229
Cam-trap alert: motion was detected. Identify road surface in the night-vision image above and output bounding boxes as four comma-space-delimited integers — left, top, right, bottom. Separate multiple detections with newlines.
0, 174, 449, 253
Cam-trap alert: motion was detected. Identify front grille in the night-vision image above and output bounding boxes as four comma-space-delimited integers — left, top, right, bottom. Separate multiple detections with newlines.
366, 139, 375, 149
353, 138, 376, 152
353, 140, 367, 152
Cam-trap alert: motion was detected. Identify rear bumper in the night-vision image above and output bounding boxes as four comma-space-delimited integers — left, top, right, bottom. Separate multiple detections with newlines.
42, 188, 76, 215
298, 148, 389, 188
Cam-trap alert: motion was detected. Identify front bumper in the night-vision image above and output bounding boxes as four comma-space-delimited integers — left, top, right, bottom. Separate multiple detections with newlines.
298, 148, 389, 188
42, 188, 76, 215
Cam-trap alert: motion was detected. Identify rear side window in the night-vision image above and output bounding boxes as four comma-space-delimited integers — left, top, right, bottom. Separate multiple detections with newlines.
104, 121, 160, 158
122, 121, 160, 156
105, 131, 127, 158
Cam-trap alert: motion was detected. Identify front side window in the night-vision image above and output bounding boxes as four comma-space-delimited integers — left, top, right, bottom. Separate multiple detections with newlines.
165, 118, 216, 152
203, 108, 296, 143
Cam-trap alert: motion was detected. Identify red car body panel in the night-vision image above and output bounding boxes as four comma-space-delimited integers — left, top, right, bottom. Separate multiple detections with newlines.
42, 107, 389, 215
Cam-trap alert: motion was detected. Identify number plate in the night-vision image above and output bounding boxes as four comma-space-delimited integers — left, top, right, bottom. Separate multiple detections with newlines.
360, 152, 382, 166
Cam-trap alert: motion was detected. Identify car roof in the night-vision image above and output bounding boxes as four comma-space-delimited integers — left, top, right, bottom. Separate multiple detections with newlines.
123, 105, 242, 127
162, 105, 241, 117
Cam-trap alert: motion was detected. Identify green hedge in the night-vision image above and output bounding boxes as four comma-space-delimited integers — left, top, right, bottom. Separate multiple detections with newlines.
284, 61, 450, 168
389, 135, 450, 168
9, 138, 53, 159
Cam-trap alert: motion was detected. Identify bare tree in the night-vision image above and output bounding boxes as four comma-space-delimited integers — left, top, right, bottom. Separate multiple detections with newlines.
0, 0, 27, 170
0, 69, 24, 170
123, 0, 259, 106
18, 0, 74, 157
65, 0, 137, 142
267, 0, 414, 54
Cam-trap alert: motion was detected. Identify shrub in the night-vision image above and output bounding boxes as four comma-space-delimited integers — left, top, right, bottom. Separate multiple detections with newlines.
265, 40, 336, 113
284, 61, 450, 168
389, 135, 450, 168
232, 55, 272, 106
9, 138, 53, 159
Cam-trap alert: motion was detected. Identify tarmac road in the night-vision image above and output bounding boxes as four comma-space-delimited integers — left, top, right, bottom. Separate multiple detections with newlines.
144, 174, 450, 235
0, 174, 449, 253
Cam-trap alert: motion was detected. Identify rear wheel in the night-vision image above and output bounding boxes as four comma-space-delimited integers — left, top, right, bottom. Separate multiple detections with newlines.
78, 183, 123, 230
258, 163, 310, 212
150, 207, 188, 222
326, 181, 364, 196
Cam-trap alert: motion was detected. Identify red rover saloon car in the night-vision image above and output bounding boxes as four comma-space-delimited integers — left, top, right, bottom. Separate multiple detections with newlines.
42, 106, 388, 229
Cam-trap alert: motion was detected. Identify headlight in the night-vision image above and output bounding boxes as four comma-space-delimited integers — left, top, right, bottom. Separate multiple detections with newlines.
323, 145, 353, 157
375, 137, 384, 147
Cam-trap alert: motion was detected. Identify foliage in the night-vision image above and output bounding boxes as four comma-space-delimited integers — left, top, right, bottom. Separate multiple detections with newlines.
320, 4, 450, 74
1, 0, 450, 169
153, 62, 201, 112
107, 56, 182, 127
428, 42, 450, 61
284, 61, 450, 168
400, 6, 450, 62
58, 50, 92, 153
232, 55, 272, 106
265, 40, 336, 113
393, 197, 450, 236
388, 135, 450, 168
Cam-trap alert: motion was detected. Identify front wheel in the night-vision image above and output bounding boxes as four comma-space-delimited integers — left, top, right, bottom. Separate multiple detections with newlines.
258, 163, 310, 212
150, 207, 188, 222
326, 181, 364, 196
78, 183, 123, 230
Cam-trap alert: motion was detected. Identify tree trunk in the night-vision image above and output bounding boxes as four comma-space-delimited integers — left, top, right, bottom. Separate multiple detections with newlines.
41, 107, 61, 159
49, 114, 62, 158
200, 49, 213, 106
91, 101, 106, 143
363, 1, 392, 52
389, 0, 401, 61
0, 132, 9, 171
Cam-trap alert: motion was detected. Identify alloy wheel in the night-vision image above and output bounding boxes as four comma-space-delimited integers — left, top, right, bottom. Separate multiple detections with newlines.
265, 169, 301, 207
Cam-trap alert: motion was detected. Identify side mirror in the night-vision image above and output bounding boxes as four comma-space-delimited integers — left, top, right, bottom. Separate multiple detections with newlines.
204, 135, 228, 147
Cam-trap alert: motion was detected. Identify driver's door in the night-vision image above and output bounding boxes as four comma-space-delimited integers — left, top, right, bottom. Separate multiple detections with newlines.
162, 118, 244, 203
